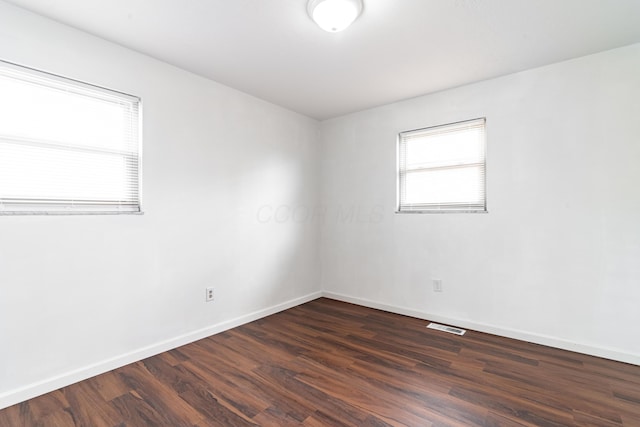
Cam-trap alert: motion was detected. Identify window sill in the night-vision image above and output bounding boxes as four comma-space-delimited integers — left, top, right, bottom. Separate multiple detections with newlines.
395, 210, 488, 214
0, 211, 145, 216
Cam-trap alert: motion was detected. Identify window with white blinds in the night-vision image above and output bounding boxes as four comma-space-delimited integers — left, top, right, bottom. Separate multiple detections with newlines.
0, 61, 141, 214
397, 118, 486, 213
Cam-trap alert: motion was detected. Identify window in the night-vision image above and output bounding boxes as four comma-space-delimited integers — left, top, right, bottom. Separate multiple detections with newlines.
0, 61, 141, 214
397, 118, 486, 213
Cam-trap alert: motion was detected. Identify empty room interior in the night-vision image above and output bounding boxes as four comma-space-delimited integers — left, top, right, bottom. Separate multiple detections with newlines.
1, 0, 640, 425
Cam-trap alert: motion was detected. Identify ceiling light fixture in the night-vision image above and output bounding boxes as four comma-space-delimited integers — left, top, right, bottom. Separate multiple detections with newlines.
307, 0, 363, 33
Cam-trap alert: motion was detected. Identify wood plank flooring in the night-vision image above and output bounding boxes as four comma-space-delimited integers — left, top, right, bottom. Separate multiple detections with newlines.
1, 298, 639, 426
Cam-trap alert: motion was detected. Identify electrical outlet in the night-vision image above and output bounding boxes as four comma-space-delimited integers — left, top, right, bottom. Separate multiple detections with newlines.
433, 279, 443, 292
205, 287, 214, 302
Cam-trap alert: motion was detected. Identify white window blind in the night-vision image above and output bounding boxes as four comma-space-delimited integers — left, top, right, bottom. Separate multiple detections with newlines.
0, 61, 141, 214
398, 118, 486, 213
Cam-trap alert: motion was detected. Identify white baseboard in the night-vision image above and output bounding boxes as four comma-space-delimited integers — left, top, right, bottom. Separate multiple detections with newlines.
3, 289, 638, 410
0, 291, 322, 410
322, 291, 640, 366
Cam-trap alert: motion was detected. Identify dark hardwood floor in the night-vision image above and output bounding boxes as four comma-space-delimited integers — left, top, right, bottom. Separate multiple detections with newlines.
1, 298, 639, 426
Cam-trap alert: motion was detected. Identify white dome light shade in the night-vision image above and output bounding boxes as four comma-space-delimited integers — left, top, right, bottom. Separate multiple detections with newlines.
308, 0, 363, 33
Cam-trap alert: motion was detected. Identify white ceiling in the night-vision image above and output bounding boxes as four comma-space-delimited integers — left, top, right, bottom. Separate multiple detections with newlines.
7, 0, 640, 120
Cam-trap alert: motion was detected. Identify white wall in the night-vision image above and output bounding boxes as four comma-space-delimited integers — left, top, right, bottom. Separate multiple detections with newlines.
320, 43, 640, 364
2, 0, 639, 410
0, 1, 320, 407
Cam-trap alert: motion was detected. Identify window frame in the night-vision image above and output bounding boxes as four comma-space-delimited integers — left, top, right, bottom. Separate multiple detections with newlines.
396, 117, 487, 214
0, 60, 143, 215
